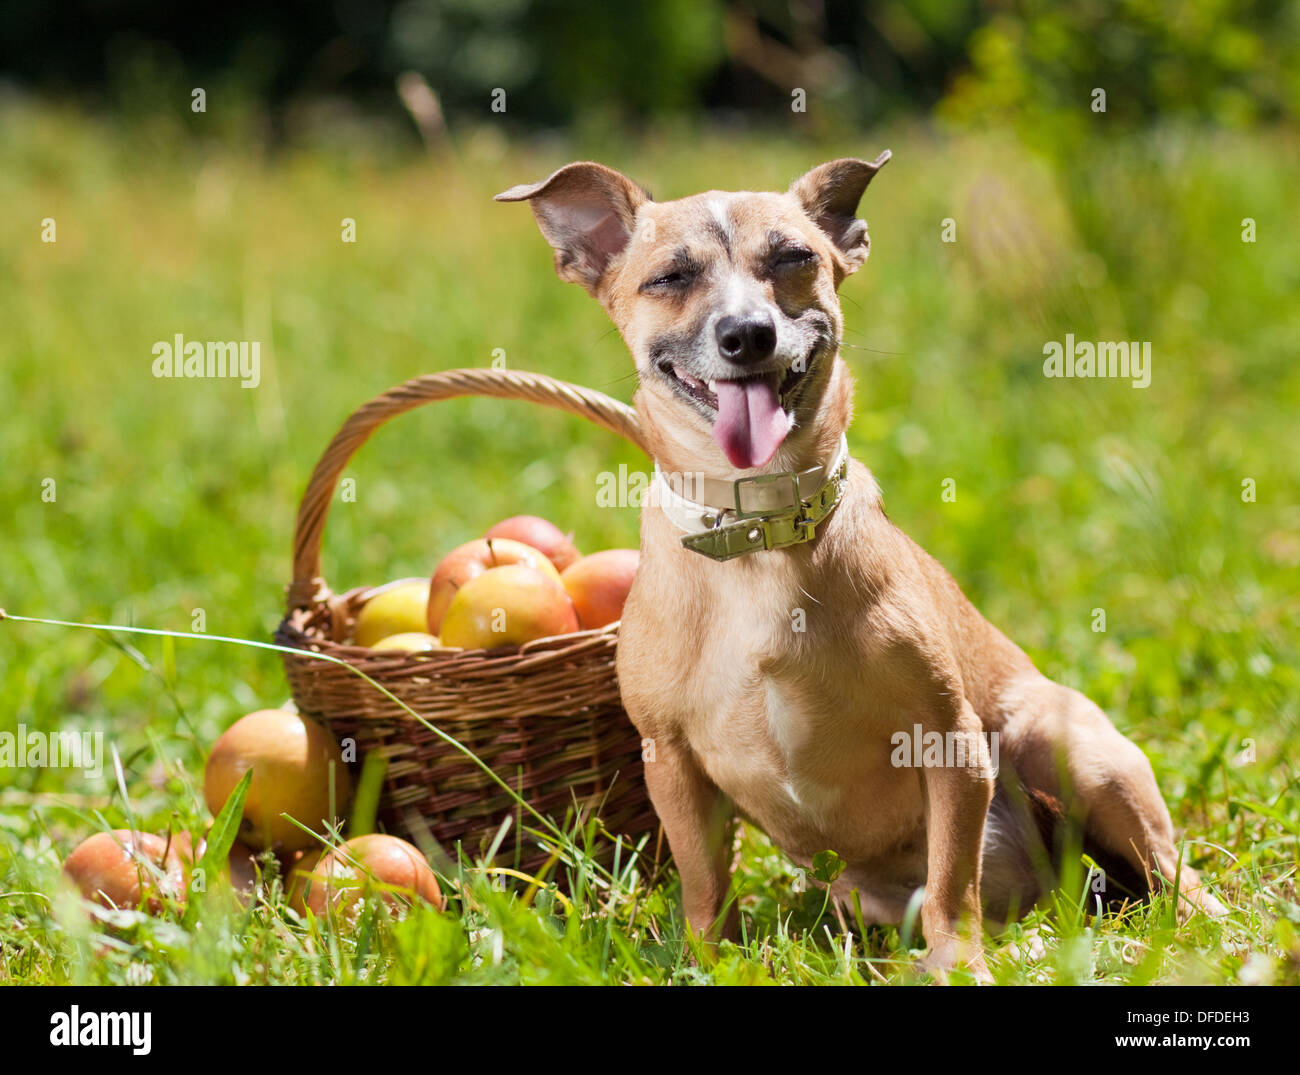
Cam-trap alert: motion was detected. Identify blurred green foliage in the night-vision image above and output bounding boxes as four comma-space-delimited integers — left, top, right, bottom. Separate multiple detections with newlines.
387, 0, 726, 123
3, 1, 1296, 139
940, 0, 1300, 144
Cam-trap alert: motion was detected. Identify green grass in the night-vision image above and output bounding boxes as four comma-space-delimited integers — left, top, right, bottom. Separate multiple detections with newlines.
1, 100, 1298, 985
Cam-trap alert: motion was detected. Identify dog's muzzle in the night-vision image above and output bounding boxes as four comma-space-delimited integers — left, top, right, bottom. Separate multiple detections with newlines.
651, 435, 849, 561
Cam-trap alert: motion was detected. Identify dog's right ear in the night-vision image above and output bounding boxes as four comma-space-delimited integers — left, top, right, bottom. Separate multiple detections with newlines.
496, 162, 650, 295
789, 151, 891, 279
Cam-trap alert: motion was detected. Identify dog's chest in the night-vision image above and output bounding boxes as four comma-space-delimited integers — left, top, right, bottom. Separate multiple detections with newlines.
626, 552, 921, 855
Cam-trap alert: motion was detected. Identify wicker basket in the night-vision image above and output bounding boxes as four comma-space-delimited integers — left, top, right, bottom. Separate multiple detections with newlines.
274, 368, 661, 877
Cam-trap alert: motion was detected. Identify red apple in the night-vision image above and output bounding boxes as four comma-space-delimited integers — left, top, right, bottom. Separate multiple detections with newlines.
226, 840, 261, 895
171, 832, 260, 898
427, 537, 562, 633
561, 549, 640, 629
284, 847, 325, 912
63, 830, 186, 912
439, 564, 579, 649
484, 515, 581, 572
304, 834, 444, 915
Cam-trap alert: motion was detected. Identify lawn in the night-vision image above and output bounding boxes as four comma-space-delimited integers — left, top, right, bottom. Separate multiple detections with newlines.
1, 99, 1297, 984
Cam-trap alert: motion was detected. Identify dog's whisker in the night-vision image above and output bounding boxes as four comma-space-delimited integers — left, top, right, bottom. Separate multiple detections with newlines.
593, 369, 642, 389
838, 340, 904, 356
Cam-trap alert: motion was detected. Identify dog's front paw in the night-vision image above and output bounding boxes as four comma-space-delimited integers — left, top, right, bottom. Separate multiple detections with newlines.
1178, 879, 1230, 921
919, 940, 993, 984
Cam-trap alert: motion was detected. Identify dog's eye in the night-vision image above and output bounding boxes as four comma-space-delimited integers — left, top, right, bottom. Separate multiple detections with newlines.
641, 270, 690, 292
774, 247, 817, 269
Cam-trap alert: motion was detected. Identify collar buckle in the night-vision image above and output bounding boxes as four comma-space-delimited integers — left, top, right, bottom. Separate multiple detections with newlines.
732, 471, 800, 518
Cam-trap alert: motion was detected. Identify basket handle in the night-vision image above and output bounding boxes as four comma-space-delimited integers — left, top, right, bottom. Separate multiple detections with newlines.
288, 368, 647, 611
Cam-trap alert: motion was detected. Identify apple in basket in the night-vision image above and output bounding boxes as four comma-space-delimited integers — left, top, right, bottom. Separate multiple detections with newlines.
352, 579, 431, 647
560, 549, 640, 629
438, 564, 579, 649
371, 631, 440, 652
203, 709, 352, 852
483, 515, 582, 572
426, 537, 563, 634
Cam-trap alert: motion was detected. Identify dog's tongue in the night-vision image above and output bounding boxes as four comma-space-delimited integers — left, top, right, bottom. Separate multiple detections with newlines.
712, 378, 789, 469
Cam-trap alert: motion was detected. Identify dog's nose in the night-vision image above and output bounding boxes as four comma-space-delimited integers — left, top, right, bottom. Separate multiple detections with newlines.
716, 312, 777, 365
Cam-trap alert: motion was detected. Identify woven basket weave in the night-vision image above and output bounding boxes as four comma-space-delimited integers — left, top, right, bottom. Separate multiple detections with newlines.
274, 368, 661, 876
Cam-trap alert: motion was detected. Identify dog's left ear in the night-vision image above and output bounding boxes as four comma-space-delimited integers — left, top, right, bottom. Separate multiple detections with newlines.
496, 161, 650, 295
789, 151, 890, 277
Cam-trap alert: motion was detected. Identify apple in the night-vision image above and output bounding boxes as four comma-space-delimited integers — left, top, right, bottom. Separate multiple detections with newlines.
284, 847, 324, 912
427, 537, 562, 633
203, 709, 352, 852
371, 632, 440, 652
561, 549, 640, 629
171, 831, 260, 898
63, 830, 186, 911
304, 834, 444, 916
352, 579, 431, 647
439, 564, 578, 649
226, 840, 261, 895
484, 515, 581, 572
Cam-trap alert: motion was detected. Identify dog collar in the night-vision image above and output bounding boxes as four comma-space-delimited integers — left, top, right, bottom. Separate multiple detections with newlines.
652, 435, 850, 562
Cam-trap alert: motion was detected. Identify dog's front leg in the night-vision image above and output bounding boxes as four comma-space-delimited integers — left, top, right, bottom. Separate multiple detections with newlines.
643, 734, 736, 943
917, 698, 994, 981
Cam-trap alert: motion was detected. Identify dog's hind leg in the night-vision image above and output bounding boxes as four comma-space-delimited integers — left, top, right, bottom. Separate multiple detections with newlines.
999, 676, 1227, 918
978, 782, 1050, 924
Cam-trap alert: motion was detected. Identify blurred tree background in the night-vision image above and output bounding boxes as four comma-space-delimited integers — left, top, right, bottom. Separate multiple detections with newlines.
2, 0, 1295, 145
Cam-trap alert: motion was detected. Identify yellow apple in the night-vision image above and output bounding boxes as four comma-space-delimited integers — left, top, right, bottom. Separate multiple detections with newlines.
371, 632, 440, 652
352, 579, 431, 647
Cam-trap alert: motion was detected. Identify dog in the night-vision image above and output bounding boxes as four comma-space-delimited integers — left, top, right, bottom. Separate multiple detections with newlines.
497, 154, 1226, 978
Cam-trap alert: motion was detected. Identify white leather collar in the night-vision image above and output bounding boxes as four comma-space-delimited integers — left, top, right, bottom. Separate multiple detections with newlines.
651, 435, 850, 560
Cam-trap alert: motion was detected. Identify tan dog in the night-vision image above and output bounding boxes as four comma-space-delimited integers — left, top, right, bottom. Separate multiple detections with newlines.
498, 155, 1225, 978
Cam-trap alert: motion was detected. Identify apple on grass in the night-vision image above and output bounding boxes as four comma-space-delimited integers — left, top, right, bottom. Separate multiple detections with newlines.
561, 549, 640, 629
298, 834, 444, 916
285, 847, 325, 912
63, 830, 186, 912
484, 515, 581, 572
171, 831, 262, 899
203, 709, 352, 852
439, 564, 578, 649
427, 537, 562, 634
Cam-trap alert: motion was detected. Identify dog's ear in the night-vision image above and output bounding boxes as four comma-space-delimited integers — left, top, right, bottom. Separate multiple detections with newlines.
496, 162, 650, 294
788, 151, 890, 277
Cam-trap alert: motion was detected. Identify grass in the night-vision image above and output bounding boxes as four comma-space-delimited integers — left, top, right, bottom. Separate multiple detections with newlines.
1, 98, 1298, 985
